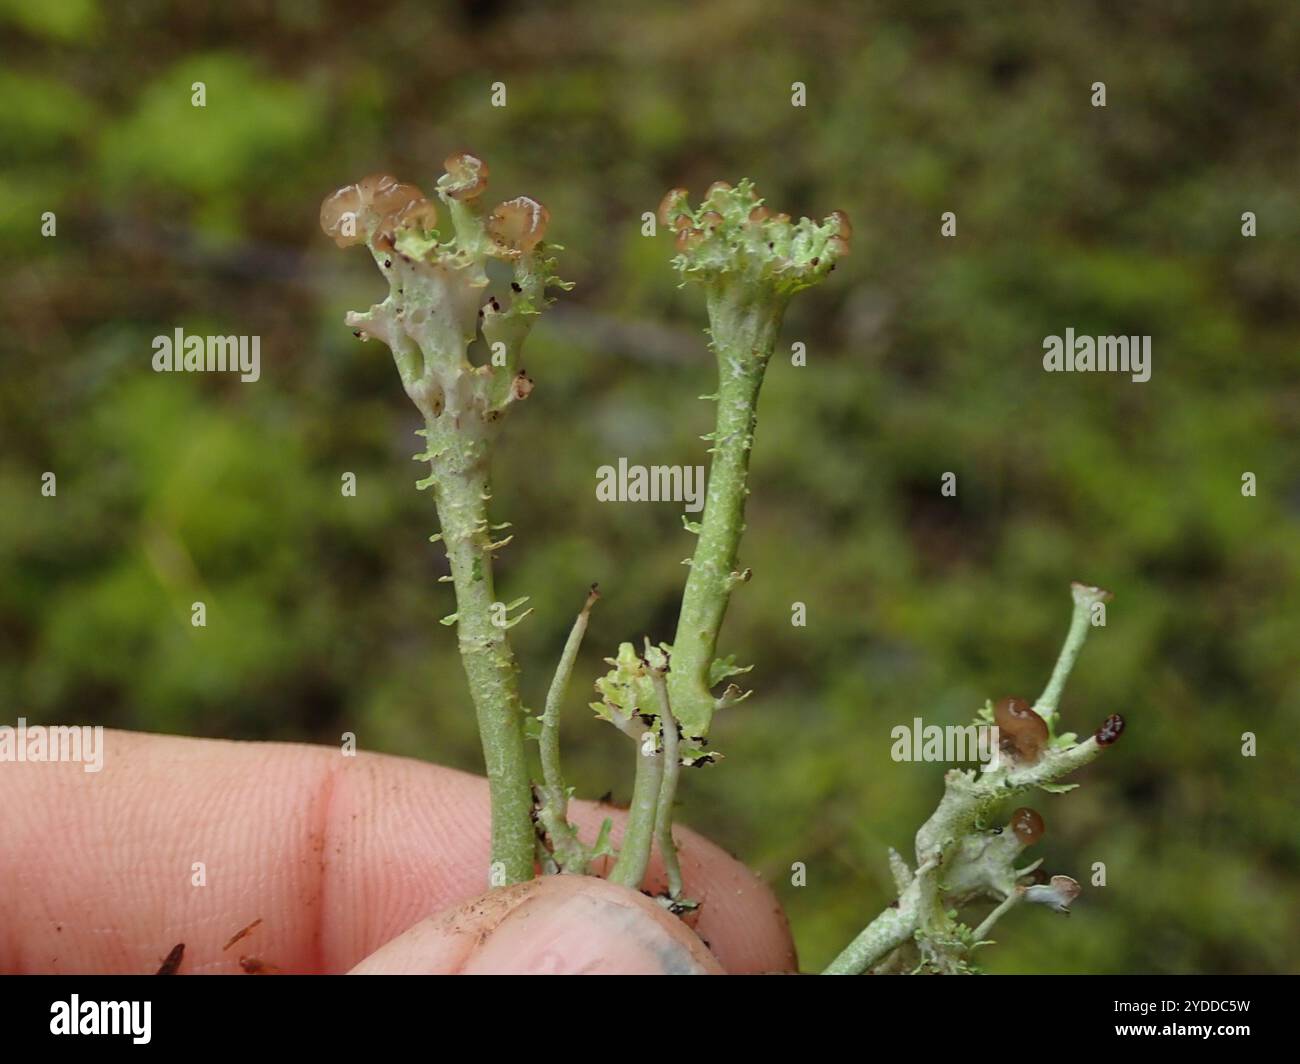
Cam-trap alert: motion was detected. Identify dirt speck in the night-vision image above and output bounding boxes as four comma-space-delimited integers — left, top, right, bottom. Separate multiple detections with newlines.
156, 943, 185, 975
223, 918, 263, 951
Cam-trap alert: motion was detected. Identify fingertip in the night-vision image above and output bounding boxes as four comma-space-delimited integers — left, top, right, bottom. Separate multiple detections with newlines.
351, 876, 723, 975
567, 799, 798, 974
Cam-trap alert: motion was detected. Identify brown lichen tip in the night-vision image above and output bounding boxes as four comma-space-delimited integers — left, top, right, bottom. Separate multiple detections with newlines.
390, 198, 439, 234
675, 227, 705, 253
486, 195, 549, 254
658, 187, 690, 228
320, 173, 428, 249
1021, 874, 1081, 913
1071, 580, 1114, 603
658, 179, 851, 291
365, 175, 424, 217
439, 151, 490, 200
510, 369, 535, 400
320, 184, 363, 247
994, 695, 1048, 764
1010, 807, 1045, 846
1094, 713, 1126, 746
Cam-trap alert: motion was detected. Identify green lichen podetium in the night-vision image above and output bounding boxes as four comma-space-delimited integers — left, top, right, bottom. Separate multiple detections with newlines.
661, 181, 851, 746
598, 182, 852, 894
320, 155, 569, 886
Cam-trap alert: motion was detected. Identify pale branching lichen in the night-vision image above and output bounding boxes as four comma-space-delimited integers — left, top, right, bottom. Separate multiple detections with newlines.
660, 181, 852, 749
320, 153, 568, 886
599, 181, 851, 900
317, 160, 1123, 975
825, 583, 1128, 975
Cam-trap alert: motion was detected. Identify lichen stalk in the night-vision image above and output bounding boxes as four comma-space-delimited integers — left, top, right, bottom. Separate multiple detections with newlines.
427, 437, 535, 885
650, 656, 685, 898
608, 733, 664, 889
668, 286, 784, 739
537, 586, 600, 872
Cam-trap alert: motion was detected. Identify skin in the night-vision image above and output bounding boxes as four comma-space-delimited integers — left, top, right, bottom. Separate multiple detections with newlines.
0, 731, 796, 975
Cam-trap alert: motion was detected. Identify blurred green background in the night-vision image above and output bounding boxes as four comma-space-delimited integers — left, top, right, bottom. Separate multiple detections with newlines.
2, 0, 1297, 973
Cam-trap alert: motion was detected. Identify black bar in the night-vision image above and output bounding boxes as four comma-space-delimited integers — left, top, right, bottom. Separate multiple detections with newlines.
2, 973, 1289, 1050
